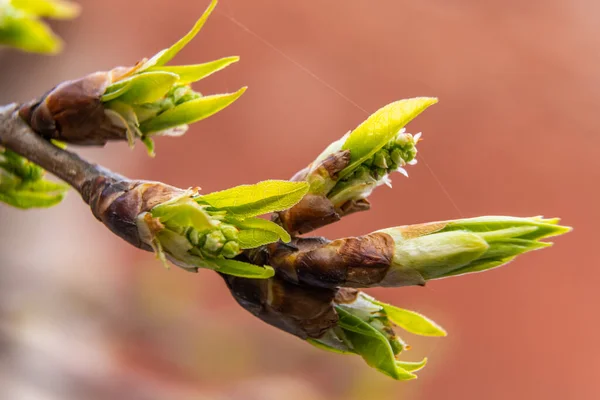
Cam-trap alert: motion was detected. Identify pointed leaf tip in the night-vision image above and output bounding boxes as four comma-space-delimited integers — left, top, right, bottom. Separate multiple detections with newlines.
152, 0, 219, 67
148, 56, 240, 84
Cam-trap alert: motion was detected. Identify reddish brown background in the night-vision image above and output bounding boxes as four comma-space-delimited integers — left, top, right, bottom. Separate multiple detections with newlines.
0, 1, 597, 399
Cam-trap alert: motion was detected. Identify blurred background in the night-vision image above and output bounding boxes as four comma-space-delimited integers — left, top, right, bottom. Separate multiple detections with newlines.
0, 0, 597, 399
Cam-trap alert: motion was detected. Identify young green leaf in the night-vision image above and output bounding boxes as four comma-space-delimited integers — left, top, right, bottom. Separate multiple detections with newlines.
371, 300, 447, 337
147, 56, 239, 84
232, 216, 292, 243
336, 307, 417, 380
139, 87, 247, 134
0, 13, 62, 53
151, 196, 216, 232
340, 97, 437, 178
442, 216, 572, 241
199, 180, 309, 219
103, 72, 180, 104
237, 229, 280, 249
396, 358, 428, 373
208, 257, 275, 279
11, 0, 80, 19
0, 186, 66, 209
139, 0, 218, 71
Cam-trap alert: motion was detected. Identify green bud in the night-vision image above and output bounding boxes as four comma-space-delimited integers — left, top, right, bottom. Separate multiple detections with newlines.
187, 228, 201, 246
97, 0, 244, 153
204, 229, 226, 253
373, 150, 388, 169
390, 148, 404, 166
220, 224, 239, 241
374, 167, 387, 179
392, 230, 490, 279
221, 241, 241, 258
395, 133, 411, 147
378, 216, 571, 284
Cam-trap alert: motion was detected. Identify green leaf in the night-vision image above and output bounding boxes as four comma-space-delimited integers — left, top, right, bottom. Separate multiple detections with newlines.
396, 358, 428, 373
233, 216, 293, 248
336, 307, 417, 380
139, 87, 247, 134
0, 13, 62, 54
141, 136, 156, 157
443, 257, 513, 277
442, 216, 572, 241
19, 179, 68, 193
237, 229, 279, 249
340, 97, 437, 178
140, 0, 218, 70
208, 257, 275, 279
199, 180, 309, 219
147, 56, 239, 84
103, 72, 180, 104
233, 216, 291, 242
372, 301, 447, 337
0, 186, 66, 209
11, 0, 80, 19
151, 196, 216, 232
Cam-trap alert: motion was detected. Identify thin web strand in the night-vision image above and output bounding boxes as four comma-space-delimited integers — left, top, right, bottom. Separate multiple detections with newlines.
217, 4, 463, 218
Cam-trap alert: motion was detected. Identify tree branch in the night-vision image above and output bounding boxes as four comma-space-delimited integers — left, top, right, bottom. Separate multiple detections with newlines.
0, 103, 121, 202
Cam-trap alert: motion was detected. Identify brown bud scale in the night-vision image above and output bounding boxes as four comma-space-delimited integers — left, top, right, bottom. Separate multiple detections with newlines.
85, 177, 183, 248
223, 275, 338, 339
19, 70, 133, 145
267, 232, 395, 288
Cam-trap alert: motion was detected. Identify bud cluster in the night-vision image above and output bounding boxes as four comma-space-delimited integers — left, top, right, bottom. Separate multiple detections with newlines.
278, 97, 436, 235
0, 147, 68, 208
310, 289, 445, 380
18, 0, 244, 155
187, 223, 241, 259
131, 180, 309, 278
328, 129, 420, 207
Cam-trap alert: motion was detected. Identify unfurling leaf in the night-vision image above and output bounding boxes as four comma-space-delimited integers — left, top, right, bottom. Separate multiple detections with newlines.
336, 307, 417, 380
140, 0, 218, 71
235, 217, 293, 248
103, 72, 180, 104
208, 258, 275, 279
340, 97, 437, 178
199, 180, 310, 219
10, 0, 79, 19
0, 0, 80, 54
0, 148, 68, 209
138, 88, 247, 134
147, 56, 240, 84
371, 300, 447, 337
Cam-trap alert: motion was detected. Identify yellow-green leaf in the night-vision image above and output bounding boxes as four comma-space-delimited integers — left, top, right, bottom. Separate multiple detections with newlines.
151, 196, 216, 232
336, 307, 417, 380
147, 56, 239, 84
209, 257, 275, 279
139, 87, 246, 134
373, 301, 447, 337
340, 97, 437, 178
199, 180, 309, 219
103, 72, 179, 104
0, 13, 62, 54
0, 187, 66, 209
139, 0, 218, 71
11, 0, 80, 19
